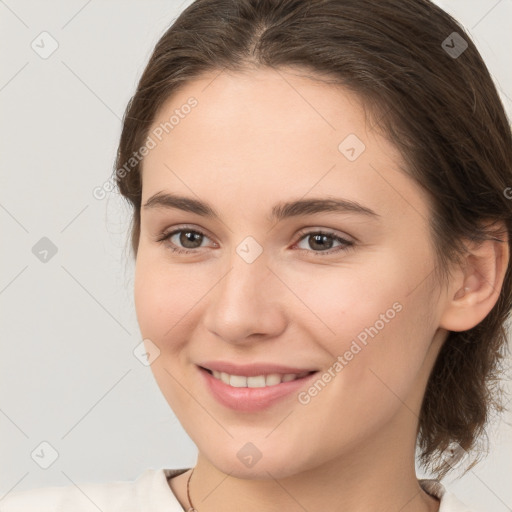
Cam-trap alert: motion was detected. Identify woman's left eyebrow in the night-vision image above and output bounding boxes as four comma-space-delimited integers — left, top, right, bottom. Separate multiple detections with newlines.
269, 197, 380, 222
142, 191, 380, 222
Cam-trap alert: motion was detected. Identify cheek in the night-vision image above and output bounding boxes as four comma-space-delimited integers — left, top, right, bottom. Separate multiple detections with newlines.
284, 257, 407, 349
133, 252, 206, 410
286, 255, 435, 403
291, 284, 434, 458
134, 251, 207, 342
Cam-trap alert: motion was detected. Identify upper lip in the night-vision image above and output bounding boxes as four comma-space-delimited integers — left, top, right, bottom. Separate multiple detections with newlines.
198, 361, 318, 376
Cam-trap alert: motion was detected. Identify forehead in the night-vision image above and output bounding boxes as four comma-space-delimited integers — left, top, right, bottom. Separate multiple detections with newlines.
140, 66, 428, 223
148, 66, 372, 157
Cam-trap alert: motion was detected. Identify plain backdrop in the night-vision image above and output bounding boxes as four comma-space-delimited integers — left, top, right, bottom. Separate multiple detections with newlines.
1, 0, 511, 510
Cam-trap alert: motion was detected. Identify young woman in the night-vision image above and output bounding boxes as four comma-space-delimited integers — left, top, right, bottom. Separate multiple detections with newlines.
3, 0, 511, 511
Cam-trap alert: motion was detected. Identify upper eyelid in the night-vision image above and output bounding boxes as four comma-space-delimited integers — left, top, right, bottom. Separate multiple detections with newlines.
161, 224, 215, 241
295, 227, 354, 242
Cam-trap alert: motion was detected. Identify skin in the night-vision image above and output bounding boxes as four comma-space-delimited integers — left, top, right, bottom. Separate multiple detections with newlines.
133, 66, 508, 512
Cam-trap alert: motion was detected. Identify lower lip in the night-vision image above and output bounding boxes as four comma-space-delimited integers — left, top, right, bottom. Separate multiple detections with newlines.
198, 366, 318, 412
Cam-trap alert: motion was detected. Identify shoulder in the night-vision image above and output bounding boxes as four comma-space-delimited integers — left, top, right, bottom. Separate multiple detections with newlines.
419, 479, 481, 512
0, 468, 184, 512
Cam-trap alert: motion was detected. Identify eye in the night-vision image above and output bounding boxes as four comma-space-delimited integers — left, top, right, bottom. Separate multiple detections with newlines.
156, 226, 354, 257
294, 229, 354, 256
156, 226, 215, 254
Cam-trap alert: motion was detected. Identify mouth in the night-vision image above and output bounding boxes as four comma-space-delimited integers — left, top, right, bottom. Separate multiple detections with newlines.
198, 365, 320, 412
199, 366, 316, 388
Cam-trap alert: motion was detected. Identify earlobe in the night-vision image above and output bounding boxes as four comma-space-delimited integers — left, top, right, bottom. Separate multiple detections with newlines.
439, 233, 509, 333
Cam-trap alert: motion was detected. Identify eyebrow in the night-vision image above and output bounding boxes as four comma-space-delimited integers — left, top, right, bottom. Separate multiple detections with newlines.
142, 191, 380, 223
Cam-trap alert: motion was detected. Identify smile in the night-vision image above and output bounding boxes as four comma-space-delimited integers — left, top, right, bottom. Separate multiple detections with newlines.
198, 366, 319, 412
205, 368, 315, 388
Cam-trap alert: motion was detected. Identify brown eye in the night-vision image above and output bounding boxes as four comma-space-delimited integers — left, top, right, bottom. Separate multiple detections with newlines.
295, 230, 354, 255
177, 230, 204, 249
157, 227, 213, 254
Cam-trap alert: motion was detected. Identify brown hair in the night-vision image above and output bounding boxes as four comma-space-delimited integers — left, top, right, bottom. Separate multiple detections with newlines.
114, 0, 512, 478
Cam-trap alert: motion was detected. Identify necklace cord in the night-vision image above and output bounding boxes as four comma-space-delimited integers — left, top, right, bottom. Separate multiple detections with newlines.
186, 467, 196, 512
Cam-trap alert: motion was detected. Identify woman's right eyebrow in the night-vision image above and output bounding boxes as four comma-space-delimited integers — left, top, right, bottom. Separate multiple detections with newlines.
142, 191, 381, 223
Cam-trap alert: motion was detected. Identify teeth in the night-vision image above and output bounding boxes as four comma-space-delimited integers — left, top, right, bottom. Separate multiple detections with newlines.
210, 370, 310, 387
265, 374, 282, 386
247, 375, 266, 388
229, 374, 247, 388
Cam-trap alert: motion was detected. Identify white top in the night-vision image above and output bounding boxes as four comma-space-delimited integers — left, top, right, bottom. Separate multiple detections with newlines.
0, 468, 478, 511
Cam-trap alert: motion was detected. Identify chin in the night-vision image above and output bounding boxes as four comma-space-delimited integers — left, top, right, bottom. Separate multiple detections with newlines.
202, 443, 316, 481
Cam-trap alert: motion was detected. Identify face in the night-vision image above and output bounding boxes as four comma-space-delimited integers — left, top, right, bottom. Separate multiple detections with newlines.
134, 67, 448, 479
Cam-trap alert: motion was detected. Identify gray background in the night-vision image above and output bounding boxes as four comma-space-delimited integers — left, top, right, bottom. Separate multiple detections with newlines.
0, 0, 511, 510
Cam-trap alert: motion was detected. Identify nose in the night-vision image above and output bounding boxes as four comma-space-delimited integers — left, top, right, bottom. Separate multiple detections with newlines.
201, 249, 288, 345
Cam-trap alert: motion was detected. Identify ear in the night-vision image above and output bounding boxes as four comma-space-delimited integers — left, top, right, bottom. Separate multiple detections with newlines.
439, 224, 509, 332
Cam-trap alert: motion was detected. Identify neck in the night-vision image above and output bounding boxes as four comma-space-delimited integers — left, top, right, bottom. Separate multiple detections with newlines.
174, 415, 440, 512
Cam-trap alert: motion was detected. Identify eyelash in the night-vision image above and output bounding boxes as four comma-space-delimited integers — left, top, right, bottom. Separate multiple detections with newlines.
156, 226, 355, 256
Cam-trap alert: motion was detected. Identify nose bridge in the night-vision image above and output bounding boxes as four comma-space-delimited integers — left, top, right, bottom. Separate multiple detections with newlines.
202, 242, 286, 342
